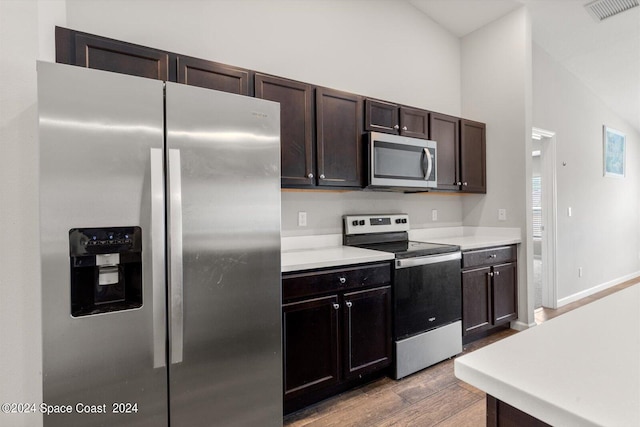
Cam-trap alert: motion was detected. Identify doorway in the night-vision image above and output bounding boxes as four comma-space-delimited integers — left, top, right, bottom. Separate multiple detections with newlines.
531, 128, 557, 310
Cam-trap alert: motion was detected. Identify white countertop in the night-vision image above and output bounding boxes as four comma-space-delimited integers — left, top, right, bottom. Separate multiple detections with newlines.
281, 245, 394, 272
409, 226, 521, 250
454, 284, 640, 426
281, 227, 521, 272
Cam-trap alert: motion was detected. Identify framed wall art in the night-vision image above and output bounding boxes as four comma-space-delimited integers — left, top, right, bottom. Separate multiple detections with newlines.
603, 125, 626, 178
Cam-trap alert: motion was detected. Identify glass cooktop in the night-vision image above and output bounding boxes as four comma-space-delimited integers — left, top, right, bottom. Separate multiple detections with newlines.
353, 240, 460, 259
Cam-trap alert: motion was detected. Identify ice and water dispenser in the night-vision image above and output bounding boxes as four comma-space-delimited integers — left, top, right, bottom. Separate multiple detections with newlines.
69, 227, 143, 317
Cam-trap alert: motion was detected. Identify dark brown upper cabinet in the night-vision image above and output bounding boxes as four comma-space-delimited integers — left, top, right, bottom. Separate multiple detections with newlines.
56, 27, 171, 81
55, 26, 486, 194
430, 112, 461, 191
316, 88, 364, 188
177, 56, 252, 95
365, 99, 399, 134
254, 74, 315, 188
399, 107, 430, 139
364, 99, 429, 139
431, 114, 487, 193
460, 119, 487, 193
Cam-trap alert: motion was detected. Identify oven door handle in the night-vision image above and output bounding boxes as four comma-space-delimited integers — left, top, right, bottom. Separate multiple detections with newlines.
395, 251, 461, 269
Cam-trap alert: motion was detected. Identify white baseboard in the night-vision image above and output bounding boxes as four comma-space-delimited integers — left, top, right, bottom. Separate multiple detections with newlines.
557, 271, 640, 307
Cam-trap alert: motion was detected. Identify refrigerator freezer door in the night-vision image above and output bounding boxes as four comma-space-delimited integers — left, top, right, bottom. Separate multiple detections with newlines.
38, 62, 168, 426
165, 82, 282, 426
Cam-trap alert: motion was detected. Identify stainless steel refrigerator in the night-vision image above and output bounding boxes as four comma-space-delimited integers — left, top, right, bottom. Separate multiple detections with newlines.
38, 61, 282, 427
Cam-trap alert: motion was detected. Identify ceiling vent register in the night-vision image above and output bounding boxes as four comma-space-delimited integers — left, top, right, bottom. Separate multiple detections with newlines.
584, 0, 639, 22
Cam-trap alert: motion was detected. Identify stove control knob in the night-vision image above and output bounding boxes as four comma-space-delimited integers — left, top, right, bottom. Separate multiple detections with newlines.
359, 220, 365, 226
395, 219, 401, 224
352, 220, 358, 226
402, 218, 407, 224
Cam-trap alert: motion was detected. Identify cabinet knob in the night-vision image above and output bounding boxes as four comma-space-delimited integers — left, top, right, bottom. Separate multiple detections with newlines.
463, 182, 468, 186
402, 126, 408, 131
339, 277, 346, 284
495, 271, 500, 276
346, 301, 353, 308
456, 182, 462, 186
320, 174, 326, 180
333, 303, 340, 310
307, 173, 314, 179
488, 271, 494, 277
393, 125, 400, 130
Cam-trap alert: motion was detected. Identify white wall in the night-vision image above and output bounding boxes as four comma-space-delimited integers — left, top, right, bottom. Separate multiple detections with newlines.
533, 44, 640, 302
460, 8, 534, 327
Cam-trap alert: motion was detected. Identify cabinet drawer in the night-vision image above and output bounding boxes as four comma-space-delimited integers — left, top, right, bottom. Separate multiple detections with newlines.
462, 246, 516, 269
283, 263, 391, 301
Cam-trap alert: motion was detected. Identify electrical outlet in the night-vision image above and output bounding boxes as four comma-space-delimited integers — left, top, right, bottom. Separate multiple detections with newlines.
298, 211, 307, 227
431, 209, 438, 221
498, 209, 507, 221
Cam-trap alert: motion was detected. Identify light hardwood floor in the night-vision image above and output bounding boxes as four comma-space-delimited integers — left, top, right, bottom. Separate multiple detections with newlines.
284, 278, 639, 427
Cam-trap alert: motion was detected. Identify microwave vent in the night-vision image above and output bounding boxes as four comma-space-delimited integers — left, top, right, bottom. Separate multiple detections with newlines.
584, 0, 639, 22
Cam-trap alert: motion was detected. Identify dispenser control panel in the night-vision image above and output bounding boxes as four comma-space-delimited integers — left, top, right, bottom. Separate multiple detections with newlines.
69, 226, 143, 317
70, 227, 141, 256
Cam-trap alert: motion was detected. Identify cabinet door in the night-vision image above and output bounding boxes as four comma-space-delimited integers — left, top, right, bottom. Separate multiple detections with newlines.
177, 56, 251, 95
342, 286, 392, 379
430, 112, 460, 191
364, 99, 399, 134
460, 119, 486, 193
462, 267, 492, 335
316, 88, 364, 188
255, 74, 315, 187
492, 262, 518, 325
56, 27, 170, 81
282, 295, 340, 399
399, 107, 429, 139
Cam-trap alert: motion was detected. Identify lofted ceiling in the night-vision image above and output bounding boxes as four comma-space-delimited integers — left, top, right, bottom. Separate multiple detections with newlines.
409, 0, 640, 134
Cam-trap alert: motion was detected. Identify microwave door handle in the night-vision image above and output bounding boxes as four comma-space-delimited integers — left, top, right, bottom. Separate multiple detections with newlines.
423, 147, 433, 181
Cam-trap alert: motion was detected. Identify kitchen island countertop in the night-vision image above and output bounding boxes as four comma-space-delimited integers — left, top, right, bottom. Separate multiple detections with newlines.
454, 283, 640, 426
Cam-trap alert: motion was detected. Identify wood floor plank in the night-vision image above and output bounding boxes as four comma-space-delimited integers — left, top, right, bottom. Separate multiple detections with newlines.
434, 398, 486, 427
391, 359, 457, 404
297, 389, 410, 427
373, 384, 482, 427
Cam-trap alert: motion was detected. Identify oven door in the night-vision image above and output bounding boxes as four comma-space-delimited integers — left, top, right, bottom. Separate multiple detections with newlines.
368, 132, 437, 189
393, 252, 461, 340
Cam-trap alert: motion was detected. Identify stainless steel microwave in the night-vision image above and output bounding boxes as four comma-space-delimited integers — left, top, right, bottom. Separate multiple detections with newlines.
367, 132, 437, 191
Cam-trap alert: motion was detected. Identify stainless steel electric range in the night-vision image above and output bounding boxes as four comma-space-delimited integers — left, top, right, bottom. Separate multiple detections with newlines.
343, 214, 462, 379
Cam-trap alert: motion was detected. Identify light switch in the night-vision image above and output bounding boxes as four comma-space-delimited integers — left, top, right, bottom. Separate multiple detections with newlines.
431, 209, 438, 221
498, 209, 507, 221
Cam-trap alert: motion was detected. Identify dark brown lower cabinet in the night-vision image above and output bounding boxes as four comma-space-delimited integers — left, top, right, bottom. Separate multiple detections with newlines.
282, 264, 392, 413
462, 246, 517, 340
283, 295, 340, 399
487, 395, 551, 427
343, 287, 392, 379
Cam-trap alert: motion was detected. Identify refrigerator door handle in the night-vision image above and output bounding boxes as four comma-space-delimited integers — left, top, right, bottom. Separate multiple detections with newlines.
168, 148, 184, 365
151, 148, 167, 368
